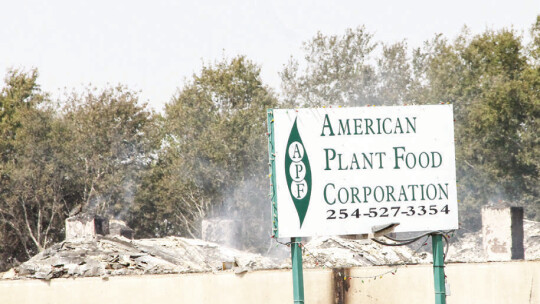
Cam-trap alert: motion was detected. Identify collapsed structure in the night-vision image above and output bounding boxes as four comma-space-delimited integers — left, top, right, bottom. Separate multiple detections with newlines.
7, 214, 278, 280
2, 207, 540, 280
11, 235, 280, 280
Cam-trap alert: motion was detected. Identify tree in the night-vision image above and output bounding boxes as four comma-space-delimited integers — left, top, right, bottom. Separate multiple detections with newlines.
529, 15, 540, 66
281, 27, 378, 107
0, 69, 70, 268
133, 56, 278, 251
375, 41, 413, 105
281, 27, 414, 107
0, 69, 43, 162
410, 27, 539, 229
61, 86, 160, 218
0, 75, 160, 270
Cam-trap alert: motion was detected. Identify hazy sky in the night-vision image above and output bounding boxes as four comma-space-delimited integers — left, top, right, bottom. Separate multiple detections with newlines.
1, 0, 538, 111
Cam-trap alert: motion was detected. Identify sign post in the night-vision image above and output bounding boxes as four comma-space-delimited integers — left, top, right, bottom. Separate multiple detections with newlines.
432, 234, 447, 304
291, 237, 305, 304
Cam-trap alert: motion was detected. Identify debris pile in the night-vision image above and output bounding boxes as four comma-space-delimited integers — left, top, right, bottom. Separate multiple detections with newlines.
295, 219, 540, 267
8, 236, 279, 280
296, 236, 431, 268
4, 220, 539, 280
524, 220, 540, 259
446, 232, 484, 263
446, 219, 540, 262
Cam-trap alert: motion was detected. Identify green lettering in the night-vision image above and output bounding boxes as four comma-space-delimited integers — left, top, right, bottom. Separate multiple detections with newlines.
351, 187, 361, 203
363, 186, 372, 203
398, 185, 408, 201
394, 118, 404, 133
393, 146, 405, 169
321, 114, 335, 136
324, 148, 336, 170
431, 152, 442, 168
407, 184, 418, 201
365, 118, 375, 134
338, 119, 351, 135
338, 154, 348, 170
406, 117, 416, 133
353, 119, 363, 135
362, 153, 373, 169
375, 152, 386, 169
350, 153, 360, 169
374, 186, 385, 202
324, 183, 335, 205
438, 183, 449, 200
426, 184, 437, 200
386, 185, 396, 202
382, 118, 392, 134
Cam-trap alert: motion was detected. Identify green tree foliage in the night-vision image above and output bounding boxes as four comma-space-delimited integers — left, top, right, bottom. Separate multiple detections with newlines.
281, 26, 377, 107
411, 28, 539, 229
0, 70, 69, 268
132, 56, 278, 250
61, 87, 160, 218
530, 16, 540, 65
376, 41, 412, 105
281, 26, 412, 107
0, 69, 43, 162
0, 72, 159, 270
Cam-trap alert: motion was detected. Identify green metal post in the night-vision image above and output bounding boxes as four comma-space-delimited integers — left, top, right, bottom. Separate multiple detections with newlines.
267, 109, 278, 238
291, 237, 305, 304
432, 234, 446, 304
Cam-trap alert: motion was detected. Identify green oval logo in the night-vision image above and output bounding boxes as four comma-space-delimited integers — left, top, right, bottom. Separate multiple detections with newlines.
285, 118, 312, 227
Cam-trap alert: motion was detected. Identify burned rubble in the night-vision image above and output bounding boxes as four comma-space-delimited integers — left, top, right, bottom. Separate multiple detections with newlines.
286, 209, 540, 268
8, 235, 434, 280
446, 219, 540, 263
5, 214, 279, 280
298, 236, 431, 268
10, 235, 279, 280
5, 213, 433, 280
3, 211, 539, 280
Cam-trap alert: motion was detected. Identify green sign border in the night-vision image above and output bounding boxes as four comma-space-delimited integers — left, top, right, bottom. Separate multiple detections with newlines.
267, 109, 279, 238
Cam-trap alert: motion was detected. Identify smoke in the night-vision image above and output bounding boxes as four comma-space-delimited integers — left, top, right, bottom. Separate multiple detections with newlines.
200, 160, 289, 259
116, 176, 136, 220
78, 146, 141, 223
211, 177, 269, 247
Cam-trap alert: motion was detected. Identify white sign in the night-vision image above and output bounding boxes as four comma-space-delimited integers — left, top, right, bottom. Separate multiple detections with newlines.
269, 105, 458, 238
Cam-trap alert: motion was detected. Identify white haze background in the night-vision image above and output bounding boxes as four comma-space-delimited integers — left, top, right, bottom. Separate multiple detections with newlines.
1, 0, 538, 111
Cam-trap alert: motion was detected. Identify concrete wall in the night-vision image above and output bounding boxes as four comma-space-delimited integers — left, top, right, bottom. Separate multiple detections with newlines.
1, 261, 538, 304
347, 262, 539, 304
482, 206, 525, 261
